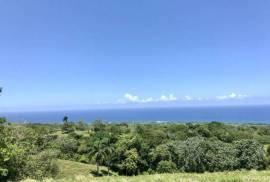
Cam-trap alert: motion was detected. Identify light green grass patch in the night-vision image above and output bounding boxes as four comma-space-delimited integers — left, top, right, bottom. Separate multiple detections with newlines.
23, 170, 270, 182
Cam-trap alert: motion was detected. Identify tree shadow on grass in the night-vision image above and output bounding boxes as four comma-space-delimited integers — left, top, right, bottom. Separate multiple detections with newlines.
90, 169, 114, 177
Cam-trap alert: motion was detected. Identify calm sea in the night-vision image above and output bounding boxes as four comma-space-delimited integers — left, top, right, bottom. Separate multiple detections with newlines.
1, 105, 270, 124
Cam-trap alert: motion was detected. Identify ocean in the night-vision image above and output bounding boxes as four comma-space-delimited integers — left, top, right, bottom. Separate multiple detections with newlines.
1, 105, 270, 124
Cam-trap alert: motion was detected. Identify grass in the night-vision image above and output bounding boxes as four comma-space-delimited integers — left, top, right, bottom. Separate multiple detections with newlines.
23, 170, 270, 182
52, 130, 90, 138
54, 159, 112, 179
22, 160, 270, 182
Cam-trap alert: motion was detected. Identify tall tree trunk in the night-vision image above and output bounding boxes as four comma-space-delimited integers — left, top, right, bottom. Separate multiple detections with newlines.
107, 164, 110, 176
97, 163, 99, 174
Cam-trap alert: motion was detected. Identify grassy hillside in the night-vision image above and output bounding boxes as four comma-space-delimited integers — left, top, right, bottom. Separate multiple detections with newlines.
55, 159, 112, 179
21, 160, 270, 182
23, 170, 270, 182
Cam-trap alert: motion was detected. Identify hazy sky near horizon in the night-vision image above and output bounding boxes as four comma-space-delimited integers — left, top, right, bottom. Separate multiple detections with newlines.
0, 0, 270, 111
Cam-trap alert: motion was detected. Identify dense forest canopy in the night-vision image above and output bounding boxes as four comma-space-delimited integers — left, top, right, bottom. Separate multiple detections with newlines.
1, 117, 270, 181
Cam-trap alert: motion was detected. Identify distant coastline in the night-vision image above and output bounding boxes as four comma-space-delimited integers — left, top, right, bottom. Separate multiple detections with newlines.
1, 105, 270, 124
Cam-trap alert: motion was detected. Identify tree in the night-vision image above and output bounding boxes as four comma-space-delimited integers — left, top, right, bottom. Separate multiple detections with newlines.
61, 116, 74, 134
103, 135, 115, 175
63, 116, 68, 123
156, 160, 177, 173
89, 133, 108, 174
0, 119, 20, 179
234, 139, 266, 170
149, 144, 171, 170
0, 118, 7, 124
204, 139, 238, 171
122, 149, 139, 176
176, 137, 207, 173
0, 89, 22, 180
114, 134, 142, 175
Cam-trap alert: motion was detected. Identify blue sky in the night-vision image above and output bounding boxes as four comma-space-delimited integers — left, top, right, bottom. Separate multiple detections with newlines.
0, 0, 270, 111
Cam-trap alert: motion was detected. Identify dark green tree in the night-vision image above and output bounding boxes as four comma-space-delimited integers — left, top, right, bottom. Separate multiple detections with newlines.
89, 133, 108, 174
234, 139, 266, 170
156, 160, 177, 173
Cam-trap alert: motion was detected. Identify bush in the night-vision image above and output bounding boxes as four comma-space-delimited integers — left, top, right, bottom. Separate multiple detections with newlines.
204, 140, 238, 171
76, 121, 88, 131
156, 160, 177, 173
181, 137, 207, 173
62, 122, 75, 134
24, 150, 59, 180
149, 144, 172, 169
59, 138, 78, 159
79, 155, 89, 163
234, 139, 266, 170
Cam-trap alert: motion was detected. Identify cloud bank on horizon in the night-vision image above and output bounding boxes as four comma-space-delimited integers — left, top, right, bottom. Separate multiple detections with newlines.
118, 92, 249, 104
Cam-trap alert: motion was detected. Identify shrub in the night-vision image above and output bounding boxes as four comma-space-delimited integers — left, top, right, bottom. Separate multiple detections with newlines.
156, 160, 177, 173
149, 144, 172, 169
181, 137, 207, 173
79, 155, 89, 163
59, 138, 78, 160
62, 122, 75, 134
24, 150, 59, 180
204, 140, 238, 171
234, 139, 266, 170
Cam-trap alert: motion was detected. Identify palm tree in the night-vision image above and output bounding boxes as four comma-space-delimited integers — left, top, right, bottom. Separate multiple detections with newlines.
62, 116, 68, 123
89, 136, 108, 174
104, 136, 115, 175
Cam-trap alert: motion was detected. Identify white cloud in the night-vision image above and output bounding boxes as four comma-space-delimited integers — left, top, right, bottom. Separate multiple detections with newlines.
184, 96, 193, 101
121, 93, 178, 103
119, 92, 249, 104
158, 94, 178, 102
141, 97, 154, 103
197, 97, 203, 101
217, 93, 248, 100
124, 93, 140, 102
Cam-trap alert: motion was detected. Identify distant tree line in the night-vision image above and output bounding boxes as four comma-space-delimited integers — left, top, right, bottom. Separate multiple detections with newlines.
56, 119, 270, 175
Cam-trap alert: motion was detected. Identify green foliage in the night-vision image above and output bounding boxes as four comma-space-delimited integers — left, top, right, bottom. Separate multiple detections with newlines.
88, 132, 113, 174
0, 117, 7, 124
181, 137, 207, 172
62, 116, 75, 134
234, 139, 266, 170
1, 119, 270, 180
76, 120, 88, 131
92, 120, 106, 133
0, 121, 59, 181
0, 119, 24, 180
59, 137, 78, 160
24, 150, 59, 180
149, 144, 171, 169
204, 139, 238, 171
156, 160, 177, 173
121, 149, 139, 175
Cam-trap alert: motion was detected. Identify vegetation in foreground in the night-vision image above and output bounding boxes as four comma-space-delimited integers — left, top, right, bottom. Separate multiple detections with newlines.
23, 170, 270, 182
1, 115, 270, 181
